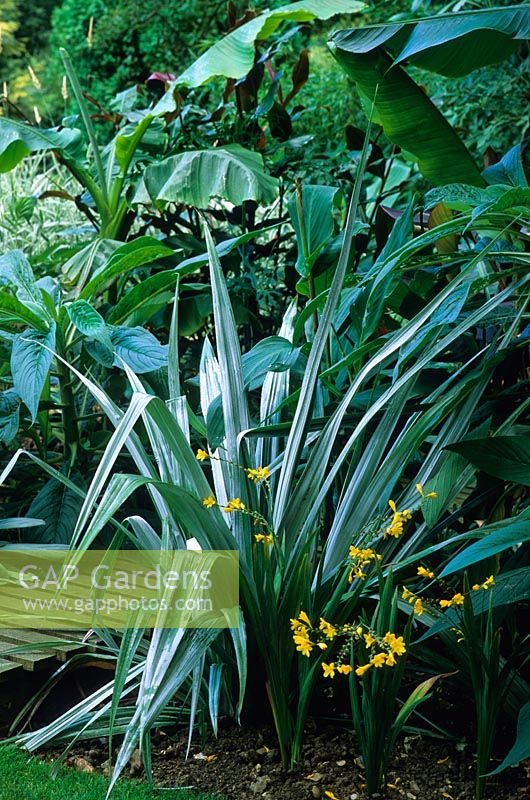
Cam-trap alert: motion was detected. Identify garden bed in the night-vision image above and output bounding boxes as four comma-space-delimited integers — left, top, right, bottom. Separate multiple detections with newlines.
48, 723, 529, 800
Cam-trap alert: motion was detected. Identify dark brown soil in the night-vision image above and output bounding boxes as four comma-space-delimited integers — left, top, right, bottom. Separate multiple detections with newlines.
53, 722, 529, 800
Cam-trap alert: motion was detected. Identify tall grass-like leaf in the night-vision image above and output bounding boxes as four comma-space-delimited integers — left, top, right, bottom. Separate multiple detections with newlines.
256, 300, 298, 474
204, 224, 252, 554
200, 338, 229, 509
273, 115, 373, 531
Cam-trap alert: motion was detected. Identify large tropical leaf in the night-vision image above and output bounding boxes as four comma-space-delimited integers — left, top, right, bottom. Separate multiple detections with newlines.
173, 0, 365, 89
11, 324, 56, 422
447, 435, 530, 486
0, 118, 81, 173
328, 6, 530, 185
27, 475, 85, 545
135, 145, 278, 208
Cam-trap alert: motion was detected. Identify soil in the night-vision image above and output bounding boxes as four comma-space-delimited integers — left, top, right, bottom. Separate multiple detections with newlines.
51, 721, 529, 800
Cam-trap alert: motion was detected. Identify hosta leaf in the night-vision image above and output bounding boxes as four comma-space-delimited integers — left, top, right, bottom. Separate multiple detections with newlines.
173, 0, 365, 89
0, 389, 20, 444
11, 323, 56, 422
447, 436, 530, 485
67, 300, 112, 348
0, 118, 81, 173
135, 145, 278, 208
27, 475, 86, 544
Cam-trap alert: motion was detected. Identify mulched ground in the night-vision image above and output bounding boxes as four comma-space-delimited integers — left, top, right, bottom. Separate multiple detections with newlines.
52, 721, 529, 800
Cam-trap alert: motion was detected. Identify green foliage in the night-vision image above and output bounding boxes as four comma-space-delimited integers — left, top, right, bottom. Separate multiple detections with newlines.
0, 5, 528, 800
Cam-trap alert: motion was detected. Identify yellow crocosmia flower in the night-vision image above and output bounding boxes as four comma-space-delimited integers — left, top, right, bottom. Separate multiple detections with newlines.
426, 491, 437, 499
472, 584, 481, 592
223, 498, 246, 512
353, 568, 367, 580
196, 449, 209, 462
324, 792, 341, 800
401, 509, 413, 521
349, 546, 361, 558
386, 653, 397, 667
402, 587, 413, 601
384, 633, 406, 656
254, 533, 273, 544
413, 598, 424, 616
417, 566, 435, 579
202, 495, 216, 508
298, 611, 311, 626
337, 664, 353, 675
355, 663, 372, 677
319, 618, 337, 640
482, 575, 495, 589
452, 593, 465, 605
364, 633, 375, 648
389, 499, 397, 512
439, 598, 452, 608
322, 662, 336, 679
246, 466, 271, 483
317, 642, 328, 650
416, 483, 424, 497
370, 652, 387, 668
356, 626, 363, 637
294, 636, 313, 657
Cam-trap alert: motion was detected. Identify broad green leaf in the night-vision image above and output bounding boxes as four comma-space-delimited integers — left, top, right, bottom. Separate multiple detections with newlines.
288, 185, 341, 276
440, 515, 530, 577
0, 250, 47, 314
489, 699, 530, 774
242, 336, 299, 390
447, 436, 530, 485
483, 143, 529, 187
80, 237, 175, 300
135, 145, 278, 208
329, 30, 484, 186
424, 184, 491, 211
328, 7, 530, 185
110, 326, 168, 373
27, 475, 85, 545
0, 389, 20, 444
67, 300, 112, 348
0, 289, 49, 332
0, 118, 81, 173
11, 323, 56, 422
61, 239, 119, 288
173, 0, 365, 89
106, 271, 179, 325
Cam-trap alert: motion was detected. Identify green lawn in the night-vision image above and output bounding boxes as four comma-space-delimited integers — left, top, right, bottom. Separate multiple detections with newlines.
0, 746, 219, 800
